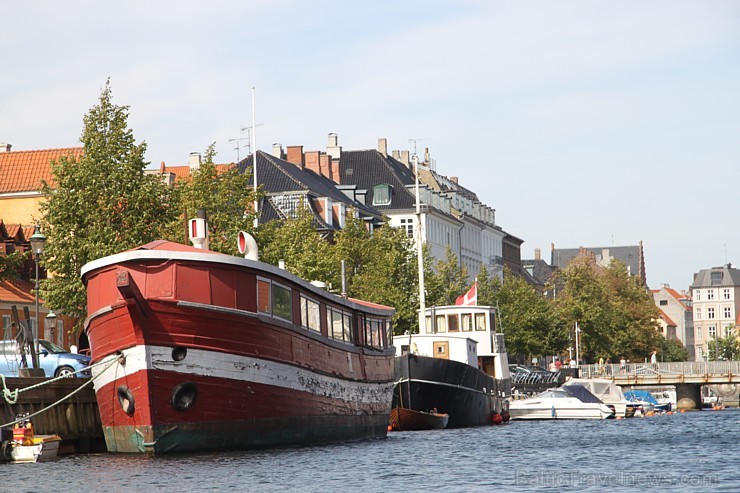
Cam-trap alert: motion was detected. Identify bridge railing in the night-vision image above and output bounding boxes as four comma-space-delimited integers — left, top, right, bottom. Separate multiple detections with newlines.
578, 361, 740, 379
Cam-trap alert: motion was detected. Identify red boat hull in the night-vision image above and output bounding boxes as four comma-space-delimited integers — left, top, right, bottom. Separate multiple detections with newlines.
83, 242, 395, 454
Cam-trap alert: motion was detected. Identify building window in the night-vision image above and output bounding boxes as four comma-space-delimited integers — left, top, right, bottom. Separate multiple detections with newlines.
372, 184, 392, 206
695, 308, 701, 319
725, 325, 733, 337
707, 307, 715, 319
399, 218, 414, 237
694, 290, 700, 301
708, 325, 716, 338
711, 271, 723, 285
659, 299, 668, 306
724, 306, 732, 319
696, 327, 702, 340
300, 295, 321, 332
723, 288, 731, 300
707, 290, 715, 300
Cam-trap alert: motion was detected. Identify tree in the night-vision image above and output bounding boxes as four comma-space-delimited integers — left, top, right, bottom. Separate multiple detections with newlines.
551, 256, 662, 362
0, 252, 25, 281
707, 325, 740, 360
39, 80, 178, 322
479, 266, 567, 361
424, 246, 469, 306
170, 143, 257, 254
658, 337, 690, 362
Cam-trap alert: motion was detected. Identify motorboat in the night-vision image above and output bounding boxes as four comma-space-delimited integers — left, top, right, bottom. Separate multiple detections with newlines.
509, 384, 615, 420
563, 378, 631, 417
624, 389, 667, 413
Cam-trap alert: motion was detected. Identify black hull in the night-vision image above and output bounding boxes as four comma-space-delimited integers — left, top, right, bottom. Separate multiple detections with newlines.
393, 354, 501, 428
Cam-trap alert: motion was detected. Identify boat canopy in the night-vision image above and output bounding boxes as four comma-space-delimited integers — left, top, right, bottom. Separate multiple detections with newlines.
564, 378, 626, 403
623, 389, 659, 405
560, 384, 604, 404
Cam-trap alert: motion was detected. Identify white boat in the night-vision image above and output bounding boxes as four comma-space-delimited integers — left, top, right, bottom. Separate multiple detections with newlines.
563, 378, 630, 417
509, 384, 615, 420
10, 435, 62, 463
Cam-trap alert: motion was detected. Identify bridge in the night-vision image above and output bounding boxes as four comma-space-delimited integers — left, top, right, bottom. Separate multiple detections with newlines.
577, 361, 740, 410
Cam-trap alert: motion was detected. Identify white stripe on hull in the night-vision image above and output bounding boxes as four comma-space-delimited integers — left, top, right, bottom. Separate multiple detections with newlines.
93, 345, 393, 407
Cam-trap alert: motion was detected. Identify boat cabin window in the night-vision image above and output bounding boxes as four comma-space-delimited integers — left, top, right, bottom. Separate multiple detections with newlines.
257, 277, 293, 322
461, 313, 473, 331
400, 344, 410, 355
476, 313, 487, 331
300, 295, 321, 332
435, 315, 447, 333
425, 315, 433, 333
447, 314, 459, 332
364, 316, 387, 349
327, 306, 354, 343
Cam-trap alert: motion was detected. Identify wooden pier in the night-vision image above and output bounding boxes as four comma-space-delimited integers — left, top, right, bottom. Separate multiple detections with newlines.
0, 377, 105, 454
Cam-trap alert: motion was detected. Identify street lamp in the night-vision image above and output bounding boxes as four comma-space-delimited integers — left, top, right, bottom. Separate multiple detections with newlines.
29, 225, 46, 369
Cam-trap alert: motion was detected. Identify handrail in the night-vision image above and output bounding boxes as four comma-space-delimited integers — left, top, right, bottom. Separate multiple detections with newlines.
578, 361, 740, 379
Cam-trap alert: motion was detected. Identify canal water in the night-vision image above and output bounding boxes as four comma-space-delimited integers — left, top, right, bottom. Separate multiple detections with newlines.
7, 408, 739, 492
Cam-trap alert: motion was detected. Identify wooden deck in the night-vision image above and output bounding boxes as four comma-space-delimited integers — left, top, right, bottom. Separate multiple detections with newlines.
0, 377, 105, 454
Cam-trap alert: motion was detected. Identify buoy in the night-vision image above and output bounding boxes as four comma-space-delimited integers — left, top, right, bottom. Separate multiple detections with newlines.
616, 416, 622, 420
492, 413, 503, 425
387, 425, 393, 432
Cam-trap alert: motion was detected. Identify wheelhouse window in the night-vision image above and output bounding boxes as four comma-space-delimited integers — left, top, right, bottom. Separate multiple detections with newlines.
300, 295, 321, 332
447, 314, 459, 332
435, 314, 447, 333
461, 313, 473, 331
257, 277, 292, 322
476, 313, 487, 331
372, 184, 392, 206
327, 305, 354, 343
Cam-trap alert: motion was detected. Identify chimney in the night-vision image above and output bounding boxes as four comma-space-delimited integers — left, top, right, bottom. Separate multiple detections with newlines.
534, 248, 541, 261
327, 133, 341, 160
189, 152, 202, 170
424, 147, 430, 165
0, 142, 11, 152
286, 145, 304, 168
305, 150, 321, 175
450, 176, 458, 184
272, 143, 284, 159
320, 153, 333, 181
392, 150, 400, 160
330, 158, 340, 184
399, 150, 410, 167
378, 138, 388, 157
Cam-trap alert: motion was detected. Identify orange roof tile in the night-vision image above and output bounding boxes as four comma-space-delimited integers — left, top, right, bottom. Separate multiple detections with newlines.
0, 147, 83, 194
0, 279, 35, 304
158, 162, 235, 183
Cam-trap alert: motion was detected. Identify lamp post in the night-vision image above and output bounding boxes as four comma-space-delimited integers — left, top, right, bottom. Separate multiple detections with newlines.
29, 225, 46, 368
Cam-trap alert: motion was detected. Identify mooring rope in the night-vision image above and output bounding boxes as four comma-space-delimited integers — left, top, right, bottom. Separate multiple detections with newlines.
0, 354, 122, 428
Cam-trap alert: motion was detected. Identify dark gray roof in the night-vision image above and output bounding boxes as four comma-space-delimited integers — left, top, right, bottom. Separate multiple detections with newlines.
237, 151, 384, 229
551, 245, 644, 280
339, 149, 417, 211
521, 258, 558, 286
690, 264, 740, 288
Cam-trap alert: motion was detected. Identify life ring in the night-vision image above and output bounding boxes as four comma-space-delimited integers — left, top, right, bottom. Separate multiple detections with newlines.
171, 382, 198, 411
117, 385, 135, 415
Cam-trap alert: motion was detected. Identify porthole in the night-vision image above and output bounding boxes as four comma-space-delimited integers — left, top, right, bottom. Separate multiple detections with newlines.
172, 346, 187, 362
171, 382, 198, 411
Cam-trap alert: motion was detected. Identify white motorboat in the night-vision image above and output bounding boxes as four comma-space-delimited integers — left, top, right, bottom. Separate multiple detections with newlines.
10, 435, 62, 463
509, 384, 615, 420
563, 378, 630, 417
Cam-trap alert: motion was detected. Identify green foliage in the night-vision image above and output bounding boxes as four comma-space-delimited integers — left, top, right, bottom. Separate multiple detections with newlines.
707, 325, 740, 360
0, 252, 25, 281
424, 246, 469, 306
658, 337, 690, 362
254, 202, 336, 285
551, 257, 662, 362
169, 143, 257, 254
39, 80, 178, 322
478, 266, 567, 360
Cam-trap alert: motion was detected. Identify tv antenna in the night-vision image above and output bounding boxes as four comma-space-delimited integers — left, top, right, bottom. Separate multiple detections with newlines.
228, 137, 250, 162
408, 138, 429, 157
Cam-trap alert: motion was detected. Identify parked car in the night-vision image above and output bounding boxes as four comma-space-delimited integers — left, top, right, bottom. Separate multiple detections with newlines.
0, 339, 91, 378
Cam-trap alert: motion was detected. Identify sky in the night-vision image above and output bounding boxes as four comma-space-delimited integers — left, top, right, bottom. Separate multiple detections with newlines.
2, 1, 739, 292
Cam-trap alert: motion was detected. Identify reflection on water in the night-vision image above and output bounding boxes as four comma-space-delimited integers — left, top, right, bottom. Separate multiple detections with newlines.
8, 409, 739, 493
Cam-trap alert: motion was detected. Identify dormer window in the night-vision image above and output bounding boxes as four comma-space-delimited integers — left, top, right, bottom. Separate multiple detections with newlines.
372, 184, 392, 206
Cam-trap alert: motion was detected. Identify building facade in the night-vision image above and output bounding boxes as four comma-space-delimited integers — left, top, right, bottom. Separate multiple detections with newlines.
690, 264, 740, 361
652, 284, 695, 360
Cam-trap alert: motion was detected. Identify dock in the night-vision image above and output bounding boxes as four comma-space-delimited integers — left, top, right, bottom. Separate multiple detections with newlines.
0, 377, 105, 454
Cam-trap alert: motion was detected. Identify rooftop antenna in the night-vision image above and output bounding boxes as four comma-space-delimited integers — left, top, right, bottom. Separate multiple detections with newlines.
228, 136, 250, 162
408, 138, 429, 158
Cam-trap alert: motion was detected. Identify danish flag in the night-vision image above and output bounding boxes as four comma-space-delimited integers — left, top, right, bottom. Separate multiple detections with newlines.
455, 280, 478, 306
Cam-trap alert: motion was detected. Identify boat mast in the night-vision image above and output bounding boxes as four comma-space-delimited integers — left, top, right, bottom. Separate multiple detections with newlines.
252, 86, 259, 228
414, 154, 425, 335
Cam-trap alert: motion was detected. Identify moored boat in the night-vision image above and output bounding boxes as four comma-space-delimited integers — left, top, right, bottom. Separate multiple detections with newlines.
10, 435, 62, 463
81, 229, 396, 454
509, 384, 615, 420
388, 407, 449, 431
392, 304, 511, 429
